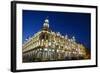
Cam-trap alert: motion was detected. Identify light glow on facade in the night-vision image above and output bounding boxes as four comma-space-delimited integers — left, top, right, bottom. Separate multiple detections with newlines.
22, 18, 90, 62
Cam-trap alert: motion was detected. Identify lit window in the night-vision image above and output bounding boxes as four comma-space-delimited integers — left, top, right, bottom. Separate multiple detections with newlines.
48, 42, 51, 46
57, 49, 59, 52
52, 49, 55, 52
44, 48, 48, 51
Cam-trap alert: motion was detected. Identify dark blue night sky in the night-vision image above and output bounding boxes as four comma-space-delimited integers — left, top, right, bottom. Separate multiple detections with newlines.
22, 10, 91, 49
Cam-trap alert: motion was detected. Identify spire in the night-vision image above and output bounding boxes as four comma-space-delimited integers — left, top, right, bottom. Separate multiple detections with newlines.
72, 36, 76, 42
65, 34, 68, 39
43, 16, 49, 28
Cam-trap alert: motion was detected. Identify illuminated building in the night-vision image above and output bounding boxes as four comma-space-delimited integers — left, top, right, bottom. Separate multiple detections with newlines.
22, 18, 90, 62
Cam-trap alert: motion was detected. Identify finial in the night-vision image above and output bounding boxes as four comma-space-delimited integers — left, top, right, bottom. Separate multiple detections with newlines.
45, 16, 49, 23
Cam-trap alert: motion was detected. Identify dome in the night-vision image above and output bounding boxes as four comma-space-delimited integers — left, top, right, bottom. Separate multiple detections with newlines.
43, 18, 49, 28
45, 19, 49, 23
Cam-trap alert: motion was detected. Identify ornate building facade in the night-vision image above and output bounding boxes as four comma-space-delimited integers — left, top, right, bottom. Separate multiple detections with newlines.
22, 18, 90, 62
